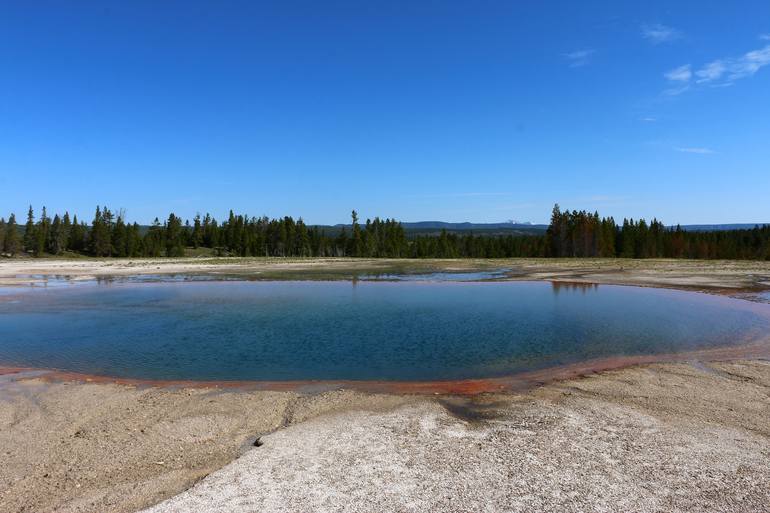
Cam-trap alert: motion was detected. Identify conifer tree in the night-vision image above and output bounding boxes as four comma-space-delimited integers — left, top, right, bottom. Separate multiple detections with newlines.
112, 211, 128, 257
144, 218, 163, 257
336, 227, 349, 257
350, 210, 362, 257
191, 214, 203, 248
68, 215, 85, 253
60, 212, 72, 253
546, 204, 566, 257
89, 206, 112, 257
164, 213, 185, 257
35, 206, 49, 256
4, 214, 20, 255
49, 214, 64, 255
23, 206, 36, 254
125, 222, 142, 257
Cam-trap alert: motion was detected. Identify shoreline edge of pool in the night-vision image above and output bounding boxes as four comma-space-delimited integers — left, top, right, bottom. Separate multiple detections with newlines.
2, 335, 770, 394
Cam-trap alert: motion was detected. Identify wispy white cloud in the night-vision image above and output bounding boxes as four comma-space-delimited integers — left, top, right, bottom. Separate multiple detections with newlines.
692, 46, 770, 85
661, 44, 770, 94
695, 60, 727, 83
407, 192, 512, 200
560, 195, 635, 209
642, 23, 682, 44
492, 203, 538, 211
664, 64, 692, 82
663, 84, 690, 96
761, 34, 770, 41
727, 45, 770, 80
563, 49, 594, 68
641, 117, 657, 122
444, 192, 511, 198
675, 147, 716, 154
576, 195, 629, 203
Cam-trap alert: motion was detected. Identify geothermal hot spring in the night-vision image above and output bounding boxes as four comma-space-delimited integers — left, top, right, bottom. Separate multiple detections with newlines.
1, 275, 769, 383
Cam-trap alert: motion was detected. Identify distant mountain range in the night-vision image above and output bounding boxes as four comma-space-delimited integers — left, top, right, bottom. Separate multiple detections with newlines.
397, 222, 548, 236
670, 223, 769, 232
399, 221, 548, 230
121, 221, 768, 240
321, 221, 548, 236
319, 221, 768, 236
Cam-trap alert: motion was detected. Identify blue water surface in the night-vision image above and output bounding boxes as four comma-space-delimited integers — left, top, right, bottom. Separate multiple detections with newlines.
0, 280, 768, 381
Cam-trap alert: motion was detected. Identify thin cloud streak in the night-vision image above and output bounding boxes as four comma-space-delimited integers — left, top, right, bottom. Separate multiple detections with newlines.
664, 64, 691, 81
664, 44, 770, 93
492, 203, 538, 211
563, 49, 594, 68
727, 45, 770, 80
695, 60, 727, 83
574, 195, 631, 204
663, 84, 690, 96
642, 23, 682, 44
407, 192, 513, 200
675, 147, 716, 154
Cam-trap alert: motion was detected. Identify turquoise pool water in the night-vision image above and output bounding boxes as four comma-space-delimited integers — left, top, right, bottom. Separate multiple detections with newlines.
0, 279, 768, 381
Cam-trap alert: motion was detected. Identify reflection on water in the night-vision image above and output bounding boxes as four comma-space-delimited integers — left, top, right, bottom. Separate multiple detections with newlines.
7, 269, 512, 288
0, 280, 769, 382
550, 282, 599, 294
360, 270, 510, 282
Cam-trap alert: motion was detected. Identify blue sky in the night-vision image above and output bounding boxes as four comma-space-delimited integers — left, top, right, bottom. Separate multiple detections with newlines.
1, 1, 769, 225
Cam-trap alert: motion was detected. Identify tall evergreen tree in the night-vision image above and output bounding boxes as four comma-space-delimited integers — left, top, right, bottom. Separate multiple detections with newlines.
125, 222, 142, 257
68, 215, 85, 253
60, 212, 72, 253
350, 210, 362, 257
144, 218, 163, 257
112, 211, 128, 257
191, 214, 203, 248
48, 214, 65, 255
35, 206, 50, 256
23, 206, 36, 254
164, 213, 185, 257
89, 206, 112, 256
4, 214, 20, 255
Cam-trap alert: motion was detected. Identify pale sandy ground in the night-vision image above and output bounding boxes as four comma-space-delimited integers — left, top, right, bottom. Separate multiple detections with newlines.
0, 377, 414, 513
142, 361, 770, 513
2, 362, 770, 513
1, 258, 770, 512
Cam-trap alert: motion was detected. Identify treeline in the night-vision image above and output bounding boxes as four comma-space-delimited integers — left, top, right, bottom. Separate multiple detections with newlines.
0, 204, 768, 260
0, 207, 408, 258
545, 205, 770, 260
